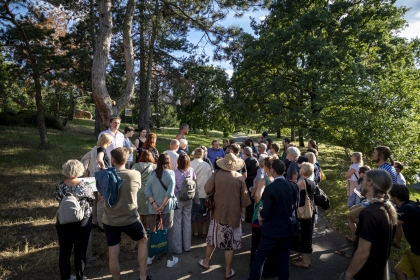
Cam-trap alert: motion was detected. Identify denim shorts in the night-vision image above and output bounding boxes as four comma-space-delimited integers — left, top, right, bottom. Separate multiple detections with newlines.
103, 221, 146, 246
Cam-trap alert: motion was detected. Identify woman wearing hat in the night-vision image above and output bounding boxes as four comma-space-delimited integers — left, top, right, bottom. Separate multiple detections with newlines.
198, 153, 251, 279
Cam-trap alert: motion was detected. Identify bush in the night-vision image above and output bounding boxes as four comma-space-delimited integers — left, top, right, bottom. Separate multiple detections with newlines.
0, 111, 63, 130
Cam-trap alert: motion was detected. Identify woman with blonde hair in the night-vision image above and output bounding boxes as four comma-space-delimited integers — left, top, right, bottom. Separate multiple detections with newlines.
190, 148, 212, 238
54, 160, 95, 280
305, 152, 320, 184
97, 133, 113, 170
345, 152, 363, 197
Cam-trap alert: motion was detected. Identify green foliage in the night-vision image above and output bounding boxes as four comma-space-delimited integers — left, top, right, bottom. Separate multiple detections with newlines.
0, 111, 63, 130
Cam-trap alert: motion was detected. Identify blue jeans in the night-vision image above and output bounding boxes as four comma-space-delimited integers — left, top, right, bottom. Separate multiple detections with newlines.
248, 235, 292, 280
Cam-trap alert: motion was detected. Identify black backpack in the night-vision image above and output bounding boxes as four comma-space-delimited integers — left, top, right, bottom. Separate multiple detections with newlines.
314, 186, 330, 210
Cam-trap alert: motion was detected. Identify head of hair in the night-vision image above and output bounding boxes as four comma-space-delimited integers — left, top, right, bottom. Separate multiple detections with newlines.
62, 160, 84, 178
364, 169, 397, 225
211, 139, 219, 145
300, 162, 314, 177
179, 139, 188, 146
352, 152, 363, 165
124, 126, 135, 134
177, 153, 191, 170
109, 115, 121, 123
240, 143, 246, 149
223, 139, 229, 145
143, 133, 157, 149
193, 148, 204, 159
258, 143, 267, 151
229, 139, 236, 144
139, 150, 155, 163
266, 138, 273, 146
305, 152, 316, 164
287, 146, 301, 160
375, 146, 394, 165
180, 123, 189, 130
155, 153, 171, 179
358, 165, 371, 174
283, 138, 291, 144
170, 139, 180, 147
271, 159, 285, 176
390, 184, 410, 202
199, 145, 207, 153
263, 155, 278, 169
244, 146, 253, 157
138, 127, 147, 136
111, 147, 129, 165
231, 143, 240, 154
97, 133, 113, 147
308, 139, 318, 150
245, 138, 255, 147
306, 148, 318, 157
270, 143, 280, 153
394, 161, 404, 171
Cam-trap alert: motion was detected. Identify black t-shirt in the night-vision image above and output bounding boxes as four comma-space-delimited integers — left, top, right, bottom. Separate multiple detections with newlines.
353, 202, 395, 280
397, 200, 420, 255
299, 179, 316, 207
245, 157, 259, 187
97, 146, 111, 168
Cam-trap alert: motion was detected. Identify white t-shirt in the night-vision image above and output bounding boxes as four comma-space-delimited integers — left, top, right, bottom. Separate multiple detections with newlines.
164, 150, 179, 171
348, 163, 360, 181
396, 173, 406, 185
98, 129, 125, 160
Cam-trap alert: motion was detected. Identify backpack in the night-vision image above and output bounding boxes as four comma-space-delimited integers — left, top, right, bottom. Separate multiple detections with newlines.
314, 186, 330, 210
177, 171, 196, 201
57, 193, 84, 224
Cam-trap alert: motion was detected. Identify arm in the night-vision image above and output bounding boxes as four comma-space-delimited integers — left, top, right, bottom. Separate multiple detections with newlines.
345, 168, 357, 179
394, 220, 404, 247
254, 179, 265, 204
175, 133, 182, 141
97, 152, 105, 169
134, 138, 139, 148
291, 173, 298, 183
260, 187, 273, 219
242, 171, 247, 180
345, 237, 372, 280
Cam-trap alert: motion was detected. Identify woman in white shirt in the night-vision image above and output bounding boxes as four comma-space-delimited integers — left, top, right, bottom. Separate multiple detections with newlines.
345, 152, 363, 197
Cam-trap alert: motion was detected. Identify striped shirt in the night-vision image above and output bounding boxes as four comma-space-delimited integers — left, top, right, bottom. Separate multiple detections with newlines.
380, 163, 397, 184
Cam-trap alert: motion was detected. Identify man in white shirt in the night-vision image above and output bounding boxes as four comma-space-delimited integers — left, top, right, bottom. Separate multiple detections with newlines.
98, 116, 125, 160
164, 139, 180, 171
394, 161, 406, 185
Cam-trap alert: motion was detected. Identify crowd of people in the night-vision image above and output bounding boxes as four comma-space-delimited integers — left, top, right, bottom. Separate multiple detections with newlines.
53, 116, 420, 280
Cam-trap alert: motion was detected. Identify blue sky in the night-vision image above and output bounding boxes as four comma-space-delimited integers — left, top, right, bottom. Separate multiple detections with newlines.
187, 0, 420, 76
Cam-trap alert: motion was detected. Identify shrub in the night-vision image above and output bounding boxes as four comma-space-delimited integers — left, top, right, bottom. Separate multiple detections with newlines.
0, 111, 63, 130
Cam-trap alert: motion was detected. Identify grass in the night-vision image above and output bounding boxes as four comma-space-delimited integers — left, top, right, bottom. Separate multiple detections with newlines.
0, 122, 418, 279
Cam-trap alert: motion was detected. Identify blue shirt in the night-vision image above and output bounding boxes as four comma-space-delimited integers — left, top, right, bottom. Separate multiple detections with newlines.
207, 148, 225, 167
145, 170, 176, 214
123, 137, 134, 163
380, 163, 397, 184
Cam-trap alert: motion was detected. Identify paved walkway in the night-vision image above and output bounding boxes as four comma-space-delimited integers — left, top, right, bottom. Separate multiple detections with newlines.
86, 211, 352, 279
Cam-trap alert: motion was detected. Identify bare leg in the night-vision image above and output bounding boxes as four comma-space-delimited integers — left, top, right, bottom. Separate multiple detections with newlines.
395, 268, 407, 280
108, 244, 120, 280
201, 222, 207, 235
224, 250, 234, 277
137, 236, 148, 280
202, 244, 215, 267
348, 218, 357, 242
192, 222, 198, 236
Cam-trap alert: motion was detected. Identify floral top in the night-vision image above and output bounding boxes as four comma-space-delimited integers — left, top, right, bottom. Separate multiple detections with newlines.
54, 180, 95, 219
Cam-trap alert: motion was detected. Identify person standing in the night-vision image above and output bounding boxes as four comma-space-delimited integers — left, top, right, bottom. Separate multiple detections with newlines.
257, 143, 268, 158
135, 127, 147, 163
345, 152, 363, 197
102, 148, 150, 280
244, 147, 259, 223
123, 126, 136, 169
54, 160, 95, 280
142, 133, 159, 162
176, 123, 189, 154
98, 116, 125, 161
163, 139, 180, 171
281, 138, 291, 161
372, 146, 398, 183
389, 184, 420, 280
342, 169, 397, 280
207, 140, 225, 168
177, 139, 188, 155
248, 160, 295, 280
198, 154, 251, 279
286, 147, 301, 183
394, 162, 406, 186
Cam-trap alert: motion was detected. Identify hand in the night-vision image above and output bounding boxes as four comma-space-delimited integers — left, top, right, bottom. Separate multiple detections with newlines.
157, 205, 165, 214
152, 203, 159, 213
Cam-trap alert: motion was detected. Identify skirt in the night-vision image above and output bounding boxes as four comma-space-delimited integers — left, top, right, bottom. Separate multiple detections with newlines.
206, 218, 242, 250
191, 198, 208, 223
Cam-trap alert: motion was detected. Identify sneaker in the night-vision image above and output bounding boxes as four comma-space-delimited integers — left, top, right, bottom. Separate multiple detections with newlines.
147, 256, 155, 265
167, 256, 179, 268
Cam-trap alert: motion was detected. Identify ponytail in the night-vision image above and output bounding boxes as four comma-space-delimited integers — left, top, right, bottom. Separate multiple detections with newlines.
388, 156, 394, 166
383, 200, 397, 226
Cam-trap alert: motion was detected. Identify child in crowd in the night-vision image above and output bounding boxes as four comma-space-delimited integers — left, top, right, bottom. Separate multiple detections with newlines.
394, 161, 406, 185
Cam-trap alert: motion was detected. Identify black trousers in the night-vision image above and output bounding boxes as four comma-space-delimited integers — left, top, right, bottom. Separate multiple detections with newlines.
250, 226, 279, 278
56, 216, 92, 280
298, 215, 315, 254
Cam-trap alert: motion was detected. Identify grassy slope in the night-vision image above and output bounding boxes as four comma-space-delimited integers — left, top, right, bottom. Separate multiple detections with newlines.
0, 121, 418, 278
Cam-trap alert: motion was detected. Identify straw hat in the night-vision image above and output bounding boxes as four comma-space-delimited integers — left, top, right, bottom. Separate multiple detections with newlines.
216, 153, 245, 171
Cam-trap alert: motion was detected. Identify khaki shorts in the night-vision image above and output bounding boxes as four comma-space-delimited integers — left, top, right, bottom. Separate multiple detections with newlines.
347, 180, 358, 197
395, 247, 420, 279
347, 203, 363, 224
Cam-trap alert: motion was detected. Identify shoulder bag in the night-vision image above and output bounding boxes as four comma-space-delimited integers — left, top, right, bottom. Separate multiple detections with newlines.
297, 180, 314, 220
157, 176, 178, 210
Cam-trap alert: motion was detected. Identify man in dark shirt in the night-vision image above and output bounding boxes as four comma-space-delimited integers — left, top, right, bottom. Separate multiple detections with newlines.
390, 184, 420, 280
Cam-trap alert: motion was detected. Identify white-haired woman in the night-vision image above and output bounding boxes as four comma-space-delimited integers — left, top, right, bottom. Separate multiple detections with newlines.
54, 160, 95, 280
345, 152, 363, 197
342, 169, 397, 280
286, 146, 301, 182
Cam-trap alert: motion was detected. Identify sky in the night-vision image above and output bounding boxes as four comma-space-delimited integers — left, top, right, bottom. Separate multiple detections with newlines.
187, 0, 420, 77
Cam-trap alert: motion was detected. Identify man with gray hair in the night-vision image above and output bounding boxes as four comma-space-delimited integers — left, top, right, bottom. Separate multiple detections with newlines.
177, 139, 188, 155
176, 123, 189, 153
164, 139, 180, 170
258, 143, 268, 157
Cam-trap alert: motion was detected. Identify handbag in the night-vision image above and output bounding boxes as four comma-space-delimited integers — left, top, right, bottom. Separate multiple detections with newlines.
204, 171, 219, 210
297, 181, 314, 220
320, 169, 326, 181
158, 177, 178, 210
148, 214, 168, 257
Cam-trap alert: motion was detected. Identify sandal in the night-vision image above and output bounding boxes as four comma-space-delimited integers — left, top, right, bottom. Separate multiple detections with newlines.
198, 259, 209, 270
292, 259, 310, 269
293, 256, 311, 266
224, 269, 235, 279
334, 250, 351, 258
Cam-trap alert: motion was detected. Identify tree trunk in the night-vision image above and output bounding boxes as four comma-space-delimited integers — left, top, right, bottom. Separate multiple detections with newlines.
67, 89, 74, 121
92, 0, 135, 130
34, 71, 50, 149
298, 128, 304, 147
276, 128, 281, 138
291, 126, 295, 142
95, 106, 102, 138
